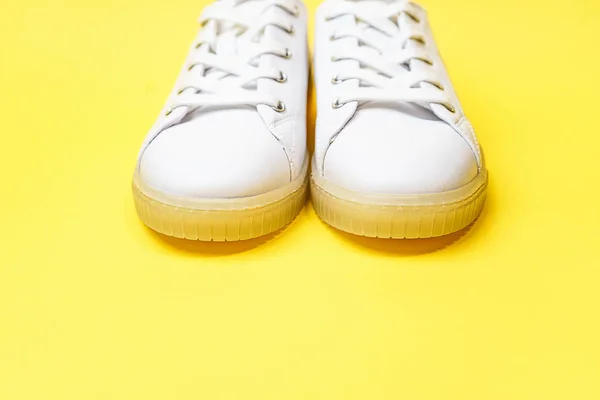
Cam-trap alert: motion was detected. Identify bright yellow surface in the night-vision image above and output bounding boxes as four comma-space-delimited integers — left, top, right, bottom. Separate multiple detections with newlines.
1, 0, 600, 398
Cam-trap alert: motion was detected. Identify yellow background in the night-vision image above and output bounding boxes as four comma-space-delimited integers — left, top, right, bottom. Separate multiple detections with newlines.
1, 0, 599, 398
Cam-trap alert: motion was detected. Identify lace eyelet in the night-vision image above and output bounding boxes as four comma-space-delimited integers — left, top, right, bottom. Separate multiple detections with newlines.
330, 56, 339, 62
332, 98, 345, 109
409, 35, 426, 45
417, 57, 434, 66
329, 34, 336, 41
292, 5, 300, 17
427, 81, 444, 91
165, 108, 174, 116
283, 48, 292, 59
187, 64, 196, 71
276, 71, 287, 83
195, 41, 205, 49
440, 103, 456, 113
406, 12, 421, 23
286, 25, 295, 36
272, 101, 286, 113
331, 75, 342, 84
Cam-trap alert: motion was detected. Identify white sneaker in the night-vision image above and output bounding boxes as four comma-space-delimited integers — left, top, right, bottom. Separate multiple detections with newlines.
311, 0, 488, 238
133, 0, 309, 241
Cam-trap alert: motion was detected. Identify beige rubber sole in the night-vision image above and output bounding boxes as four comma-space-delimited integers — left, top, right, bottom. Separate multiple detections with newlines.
311, 165, 488, 239
132, 159, 308, 241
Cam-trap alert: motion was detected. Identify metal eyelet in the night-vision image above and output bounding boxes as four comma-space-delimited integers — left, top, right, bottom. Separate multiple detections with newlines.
272, 101, 286, 113
332, 98, 345, 108
329, 34, 336, 41
286, 25, 295, 36
187, 64, 196, 71
195, 42, 215, 54
165, 108, 174, 116
292, 5, 300, 17
283, 48, 292, 59
427, 81, 444, 91
406, 12, 421, 23
276, 71, 287, 83
331, 75, 342, 84
440, 103, 456, 113
330, 56, 339, 62
416, 57, 434, 66
409, 35, 426, 45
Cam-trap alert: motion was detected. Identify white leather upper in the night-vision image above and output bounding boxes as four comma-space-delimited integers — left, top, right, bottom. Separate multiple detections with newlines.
314, 0, 483, 195
137, 0, 308, 199
323, 103, 478, 194
140, 107, 291, 198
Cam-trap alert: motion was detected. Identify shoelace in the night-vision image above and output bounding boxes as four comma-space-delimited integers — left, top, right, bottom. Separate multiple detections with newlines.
326, 0, 455, 113
166, 0, 298, 116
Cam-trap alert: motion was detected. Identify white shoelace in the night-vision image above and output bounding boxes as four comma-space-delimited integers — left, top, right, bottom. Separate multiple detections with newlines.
326, 0, 455, 113
166, 0, 298, 116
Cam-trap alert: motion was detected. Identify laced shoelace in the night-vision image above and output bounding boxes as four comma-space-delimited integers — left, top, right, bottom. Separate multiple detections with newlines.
165, 0, 298, 117
326, 0, 456, 113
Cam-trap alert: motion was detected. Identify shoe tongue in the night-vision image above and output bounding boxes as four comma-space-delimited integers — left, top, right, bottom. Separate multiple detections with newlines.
342, 10, 407, 79
203, 0, 264, 81
344, 10, 440, 119
183, 0, 267, 122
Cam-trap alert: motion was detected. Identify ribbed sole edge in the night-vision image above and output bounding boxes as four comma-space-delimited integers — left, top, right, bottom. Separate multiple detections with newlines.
310, 176, 487, 239
132, 178, 308, 241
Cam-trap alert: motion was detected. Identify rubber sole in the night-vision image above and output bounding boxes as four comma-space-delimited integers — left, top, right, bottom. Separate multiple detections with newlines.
132, 158, 308, 241
311, 166, 488, 239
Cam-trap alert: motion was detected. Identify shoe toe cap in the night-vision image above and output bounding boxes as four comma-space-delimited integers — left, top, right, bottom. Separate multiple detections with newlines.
323, 107, 479, 195
139, 109, 291, 198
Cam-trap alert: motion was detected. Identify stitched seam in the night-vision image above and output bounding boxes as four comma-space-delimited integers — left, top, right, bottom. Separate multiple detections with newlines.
269, 115, 297, 180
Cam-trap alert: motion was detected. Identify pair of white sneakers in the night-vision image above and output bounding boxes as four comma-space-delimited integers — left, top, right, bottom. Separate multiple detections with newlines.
132, 0, 488, 241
